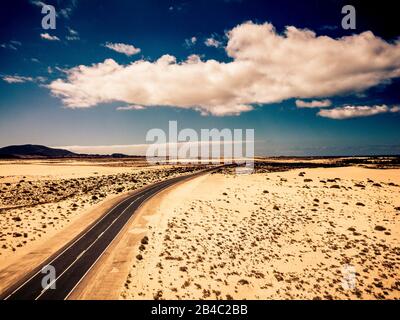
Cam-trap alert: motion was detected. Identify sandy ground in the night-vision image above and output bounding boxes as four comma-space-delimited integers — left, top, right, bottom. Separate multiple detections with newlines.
0, 160, 202, 264
121, 166, 400, 300
0, 159, 151, 183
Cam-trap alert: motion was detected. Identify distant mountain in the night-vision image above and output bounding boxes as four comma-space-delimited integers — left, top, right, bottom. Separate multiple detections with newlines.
111, 153, 131, 158
0, 144, 78, 158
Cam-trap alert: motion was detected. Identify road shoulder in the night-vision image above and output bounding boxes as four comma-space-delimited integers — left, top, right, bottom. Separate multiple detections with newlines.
68, 173, 210, 300
0, 189, 140, 297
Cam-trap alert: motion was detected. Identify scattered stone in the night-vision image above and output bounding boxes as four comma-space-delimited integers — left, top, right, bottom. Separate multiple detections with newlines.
238, 279, 249, 285
141, 236, 149, 245
179, 266, 188, 272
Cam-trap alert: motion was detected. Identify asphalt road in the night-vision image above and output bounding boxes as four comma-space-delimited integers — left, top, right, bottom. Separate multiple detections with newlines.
2, 167, 219, 300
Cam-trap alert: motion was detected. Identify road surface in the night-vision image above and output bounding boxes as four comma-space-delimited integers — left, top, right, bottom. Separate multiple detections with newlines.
2, 167, 219, 300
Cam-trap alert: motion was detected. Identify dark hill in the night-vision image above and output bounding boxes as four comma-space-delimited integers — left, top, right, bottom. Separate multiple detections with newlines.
0, 144, 78, 158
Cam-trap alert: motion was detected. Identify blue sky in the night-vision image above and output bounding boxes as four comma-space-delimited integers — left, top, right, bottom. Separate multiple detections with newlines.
0, 0, 399, 156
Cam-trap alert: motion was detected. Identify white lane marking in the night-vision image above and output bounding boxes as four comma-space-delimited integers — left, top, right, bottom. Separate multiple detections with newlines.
6, 168, 216, 299
3, 187, 152, 300
34, 193, 147, 300
63, 180, 179, 300
97, 231, 105, 239
76, 251, 86, 261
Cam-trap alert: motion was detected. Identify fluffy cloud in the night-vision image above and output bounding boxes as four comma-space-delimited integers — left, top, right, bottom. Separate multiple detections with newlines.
104, 42, 141, 56
295, 99, 332, 108
40, 33, 60, 41
116, 104, 145, 111
317, 105, 400, 119
48, 22, 400, 116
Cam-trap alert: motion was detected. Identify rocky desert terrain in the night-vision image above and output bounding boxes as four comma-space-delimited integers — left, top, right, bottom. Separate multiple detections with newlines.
121, 164, 400, 300
0, 159, 205, 261
1, 158, 399, 300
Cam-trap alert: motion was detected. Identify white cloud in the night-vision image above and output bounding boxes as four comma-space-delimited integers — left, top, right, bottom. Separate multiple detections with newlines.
48, 22, 400, 116
204, 37, 222, 48
0, 40, 21, 50
58, 144, 149, 155
68, 27, 78, 36
168, 4, 184, 12
2, 75, 34, 83
60, 8, 73, 19
116, 105, 145, 111
40, 33, 60, 41
0, 43, 17, 50
184, 36, 197, 48
58, 140, 251, 156
36, 76, 47, 83
390, 106, 400, 113
30, 1, 46, 7
66, 36, 79, 41
60, 0, 78, 19
104, 42, 141, 56
317, 105, 400, 119
296, 99, 332, 108
66, 27, 80, 41
2, 75, 47, 84
31, 0, 77, 20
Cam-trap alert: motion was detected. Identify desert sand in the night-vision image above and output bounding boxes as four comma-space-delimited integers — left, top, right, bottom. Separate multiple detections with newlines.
0, 159, 203, 264
1, 158, 399, 300
121, 166, 400, 300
